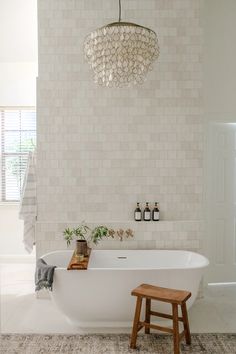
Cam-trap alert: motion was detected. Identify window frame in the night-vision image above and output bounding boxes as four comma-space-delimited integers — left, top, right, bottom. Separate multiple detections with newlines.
0, 106, 36, 203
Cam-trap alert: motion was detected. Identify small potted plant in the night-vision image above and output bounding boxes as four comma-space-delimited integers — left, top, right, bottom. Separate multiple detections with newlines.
63, 222, 90, 256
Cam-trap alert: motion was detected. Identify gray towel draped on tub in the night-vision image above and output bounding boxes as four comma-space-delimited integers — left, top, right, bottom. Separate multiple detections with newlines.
35, 259, 56, 292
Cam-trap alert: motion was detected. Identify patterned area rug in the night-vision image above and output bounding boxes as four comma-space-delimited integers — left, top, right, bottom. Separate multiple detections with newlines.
1, 333, 236, 354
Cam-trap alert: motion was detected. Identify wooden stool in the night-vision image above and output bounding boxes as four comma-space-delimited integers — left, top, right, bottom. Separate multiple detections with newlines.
130, 284, 191, 354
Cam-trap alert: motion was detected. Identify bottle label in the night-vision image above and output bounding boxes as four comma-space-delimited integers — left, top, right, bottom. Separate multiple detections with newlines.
153, 211, 159, 220
144, 211, 151, 220
135, 211, 141, 220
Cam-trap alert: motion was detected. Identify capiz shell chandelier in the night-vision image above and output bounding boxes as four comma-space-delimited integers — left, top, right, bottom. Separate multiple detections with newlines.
84, 0, 160, 87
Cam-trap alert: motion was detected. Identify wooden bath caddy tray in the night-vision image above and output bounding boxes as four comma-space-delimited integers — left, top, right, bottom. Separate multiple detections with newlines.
67, 248, 91, 270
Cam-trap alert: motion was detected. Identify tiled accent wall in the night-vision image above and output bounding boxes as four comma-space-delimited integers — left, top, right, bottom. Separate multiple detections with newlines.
37, 0, 203, 258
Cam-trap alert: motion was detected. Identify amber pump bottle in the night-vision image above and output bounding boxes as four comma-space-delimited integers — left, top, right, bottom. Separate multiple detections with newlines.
152, 202, 160, 221
143, 202, 151, 221
134, 202, 142, 221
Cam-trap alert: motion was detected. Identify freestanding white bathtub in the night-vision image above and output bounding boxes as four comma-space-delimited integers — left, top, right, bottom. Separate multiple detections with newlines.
42, 249, 209, 328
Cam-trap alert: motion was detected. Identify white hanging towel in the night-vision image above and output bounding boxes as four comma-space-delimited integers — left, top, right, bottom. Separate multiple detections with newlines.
19, 151, 37, 253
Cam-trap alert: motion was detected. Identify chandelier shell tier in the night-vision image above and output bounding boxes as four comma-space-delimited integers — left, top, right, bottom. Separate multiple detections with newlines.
84, 21, 160, 88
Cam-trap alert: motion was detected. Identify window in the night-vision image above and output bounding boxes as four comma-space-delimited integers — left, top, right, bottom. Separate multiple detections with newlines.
0, 108, 36, 202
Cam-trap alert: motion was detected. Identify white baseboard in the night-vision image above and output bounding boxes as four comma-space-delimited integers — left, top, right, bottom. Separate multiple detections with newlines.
0, 254, 36, 263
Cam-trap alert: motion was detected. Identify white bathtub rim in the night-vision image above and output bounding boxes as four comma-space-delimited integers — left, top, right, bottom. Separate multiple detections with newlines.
41, 249, 209, 271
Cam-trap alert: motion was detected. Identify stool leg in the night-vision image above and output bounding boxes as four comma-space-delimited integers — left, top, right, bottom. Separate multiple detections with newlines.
181, 302, 191, 345
172, 303, 180, 354
130, 296, 143, 349
145, 298, 151, 334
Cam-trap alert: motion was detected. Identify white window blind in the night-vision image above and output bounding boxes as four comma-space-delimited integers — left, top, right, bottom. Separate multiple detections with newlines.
0, 108, 36, 202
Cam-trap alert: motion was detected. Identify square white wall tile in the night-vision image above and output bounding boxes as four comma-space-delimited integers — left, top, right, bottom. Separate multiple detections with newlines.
37, 0, 203, 257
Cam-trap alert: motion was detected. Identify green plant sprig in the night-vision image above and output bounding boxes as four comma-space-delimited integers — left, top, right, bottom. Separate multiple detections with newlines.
90, 225, 109, 245
63, 222, 90, 246
63, 228, 74, 247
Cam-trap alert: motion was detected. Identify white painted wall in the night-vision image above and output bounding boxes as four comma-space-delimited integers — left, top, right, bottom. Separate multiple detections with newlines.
0, 0, 37, 63
0, 0, 37, 255
0, 204, 24, 255
204, 0, 236, 118
0, 62, 37, 106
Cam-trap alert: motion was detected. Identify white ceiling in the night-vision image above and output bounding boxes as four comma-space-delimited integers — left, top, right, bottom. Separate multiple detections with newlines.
0, 0, 37, 62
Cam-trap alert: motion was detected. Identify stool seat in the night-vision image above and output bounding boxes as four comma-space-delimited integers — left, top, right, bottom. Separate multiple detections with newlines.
131, 283, 191, 305
130, 283, 192, 354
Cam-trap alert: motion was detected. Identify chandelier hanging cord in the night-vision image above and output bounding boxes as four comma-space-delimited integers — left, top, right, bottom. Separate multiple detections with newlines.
118, 0, 121, 22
